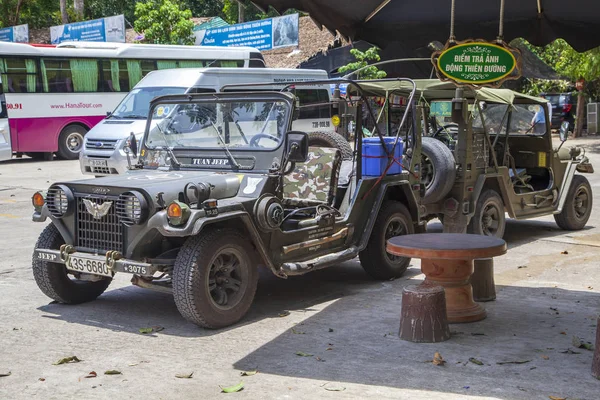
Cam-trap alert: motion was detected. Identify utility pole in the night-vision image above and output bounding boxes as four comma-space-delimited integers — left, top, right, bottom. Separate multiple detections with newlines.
74, 0, 84, 21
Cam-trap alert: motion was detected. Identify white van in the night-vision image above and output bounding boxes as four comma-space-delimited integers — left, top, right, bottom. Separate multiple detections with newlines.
80, 68, 332, 175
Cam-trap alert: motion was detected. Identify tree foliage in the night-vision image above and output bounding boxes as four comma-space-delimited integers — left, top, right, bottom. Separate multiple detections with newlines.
134, 0, 195, 45
338, 47, 387, 80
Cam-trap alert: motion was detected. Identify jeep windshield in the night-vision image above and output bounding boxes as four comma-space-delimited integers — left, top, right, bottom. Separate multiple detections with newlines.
145, 98, 289, 150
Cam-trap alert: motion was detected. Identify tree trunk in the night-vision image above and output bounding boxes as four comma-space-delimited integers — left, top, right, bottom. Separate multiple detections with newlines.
237, 0, 245, 23
73, 0, 84, 21
60, 0, 69, 24
574, 92, 586, 138
11, 0, 24, 26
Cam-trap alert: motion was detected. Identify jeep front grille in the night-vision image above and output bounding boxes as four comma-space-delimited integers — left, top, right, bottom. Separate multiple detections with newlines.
75, 196, 124, 253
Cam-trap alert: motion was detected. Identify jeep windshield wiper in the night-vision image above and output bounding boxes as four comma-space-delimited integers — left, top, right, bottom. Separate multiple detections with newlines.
154, 123, 182, 170
209, 121, 241, 169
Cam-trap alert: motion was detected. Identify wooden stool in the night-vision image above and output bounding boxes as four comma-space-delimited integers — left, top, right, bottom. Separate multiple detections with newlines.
471, 258, 496, 302
592, 318, 600, 379
399, 283, 450, 343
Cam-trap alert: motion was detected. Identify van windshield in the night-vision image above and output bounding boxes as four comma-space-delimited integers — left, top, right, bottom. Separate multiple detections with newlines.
110, 87, 186, 120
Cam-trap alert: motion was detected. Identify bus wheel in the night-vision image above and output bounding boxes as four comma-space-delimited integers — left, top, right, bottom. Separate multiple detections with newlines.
57, 125, 87, 160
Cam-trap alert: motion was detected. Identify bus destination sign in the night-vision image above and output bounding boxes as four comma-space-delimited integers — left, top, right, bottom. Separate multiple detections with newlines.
435, 42, 517, 86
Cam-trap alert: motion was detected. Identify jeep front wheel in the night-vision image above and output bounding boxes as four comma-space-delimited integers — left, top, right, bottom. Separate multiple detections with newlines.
554, 175, 592, 230
359, 201, 414, 280
173, 228, 258, 329
32, 224, 111, 304
468, 189, 506, 238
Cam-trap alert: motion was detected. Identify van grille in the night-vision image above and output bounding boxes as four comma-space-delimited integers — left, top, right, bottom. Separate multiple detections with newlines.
85, 139, 119, 151
75, 195, 124, 253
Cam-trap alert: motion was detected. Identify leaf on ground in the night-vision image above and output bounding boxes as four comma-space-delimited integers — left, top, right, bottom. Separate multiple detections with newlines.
560, 349, 581, 354
315, 357, 326, 362
469, 358, 483, 366
175, 372, 193, 379
295, 351, 313, 357
326, 347, 333, 351
0, 371, 11, 377
471, 333, 486, 336
240, 370, 257, 376
151, 326, 164, 332
560, 250, 568, 255
139, 327, 153, 334
323, 383, 346, 392
496, 360, 531, 365
291, 328, 305, 334
278, 311, 290, 317
572, 335, 594, 350
432, 352, 446, 366
517, 265, 528, 269
53, 356, 81, 365
328, 328, 334, 332
220, 382, 244, 393
85, 371, 97, 378
549, 396, 567, 400
38, 377, 45, 381
541, 355, 549, 360
104, 370, 122, 375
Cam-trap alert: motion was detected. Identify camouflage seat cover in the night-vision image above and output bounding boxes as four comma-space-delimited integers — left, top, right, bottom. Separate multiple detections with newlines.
283, 146, 341, 206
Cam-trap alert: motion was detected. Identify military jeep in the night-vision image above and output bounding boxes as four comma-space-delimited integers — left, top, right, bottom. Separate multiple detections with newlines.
32, 80, 425, 328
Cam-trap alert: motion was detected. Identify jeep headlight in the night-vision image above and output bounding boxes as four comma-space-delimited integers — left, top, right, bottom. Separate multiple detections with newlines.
116, 191, 148, 225
46, 185, 74, 218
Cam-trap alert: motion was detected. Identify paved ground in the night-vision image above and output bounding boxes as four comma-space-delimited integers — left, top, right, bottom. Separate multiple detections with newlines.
1, 137, 600, 399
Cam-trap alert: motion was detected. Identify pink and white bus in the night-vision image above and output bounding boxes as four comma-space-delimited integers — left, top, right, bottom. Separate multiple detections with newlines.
0, 42, 264, 161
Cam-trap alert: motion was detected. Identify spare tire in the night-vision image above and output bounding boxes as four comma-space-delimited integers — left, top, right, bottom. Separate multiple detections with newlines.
308, 131, 353, 160
421, 137, 456, 204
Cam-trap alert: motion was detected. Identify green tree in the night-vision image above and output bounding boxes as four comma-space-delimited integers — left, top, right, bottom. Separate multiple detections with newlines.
338, 47, 387, 80
134, 0, 195, 45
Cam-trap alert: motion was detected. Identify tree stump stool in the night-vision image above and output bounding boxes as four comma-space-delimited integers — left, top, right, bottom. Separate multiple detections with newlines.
592, 317, 600, 379
471, 258, 496, 302
399, 283, 450, 343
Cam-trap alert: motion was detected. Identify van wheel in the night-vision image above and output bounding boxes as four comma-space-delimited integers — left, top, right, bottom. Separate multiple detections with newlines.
308, 131, 353, 160
468, 189, 506, 238
421, 137, 456, 204
173, 228, 258, 329
57, 125, 87, 160
554, 175, 592, 230
359, 201, 414, 280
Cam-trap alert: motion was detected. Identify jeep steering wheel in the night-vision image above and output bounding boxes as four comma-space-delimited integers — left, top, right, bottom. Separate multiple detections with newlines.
249, 133, 279, 147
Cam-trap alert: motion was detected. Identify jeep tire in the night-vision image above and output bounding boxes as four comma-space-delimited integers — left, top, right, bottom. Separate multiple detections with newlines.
57, 125, 87, 160
468, 189, 506, 238
359, 201, 414, 280
32, 224, 111, 304
421, 137, 456, 204
173, 228, 259, 329
308, 131, 354, 160
554, 174, 592, 230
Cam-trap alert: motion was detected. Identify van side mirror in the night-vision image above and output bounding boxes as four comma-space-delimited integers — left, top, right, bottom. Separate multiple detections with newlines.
559, 121, 570, 142
285, 131, 308, 162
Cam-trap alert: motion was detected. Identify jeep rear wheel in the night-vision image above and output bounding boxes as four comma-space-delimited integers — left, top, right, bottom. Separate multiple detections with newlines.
359, 201, 414, 280
421, 137, 456, 204
173, 228, 258, 329
468, 189, 506, 238
554, 175, 592, 230
308, 131, 353, 160
32, 224, 111, 304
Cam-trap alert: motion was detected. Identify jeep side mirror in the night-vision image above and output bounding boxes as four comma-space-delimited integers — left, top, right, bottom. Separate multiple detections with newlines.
285, 131, 308, 163
559, 121, 570, 142
124, 132, 138, 158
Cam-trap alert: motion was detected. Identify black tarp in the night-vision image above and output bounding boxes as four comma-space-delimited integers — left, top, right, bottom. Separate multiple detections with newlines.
251, 0, 600, 52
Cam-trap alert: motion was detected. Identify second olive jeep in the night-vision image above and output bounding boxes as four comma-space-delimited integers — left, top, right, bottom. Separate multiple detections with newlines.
31, 80, 425, 328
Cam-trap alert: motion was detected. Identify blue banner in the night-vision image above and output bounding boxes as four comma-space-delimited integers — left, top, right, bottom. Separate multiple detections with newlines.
50, 15, 125, 44
195, 14, 299, 51
0, 24, 29, 43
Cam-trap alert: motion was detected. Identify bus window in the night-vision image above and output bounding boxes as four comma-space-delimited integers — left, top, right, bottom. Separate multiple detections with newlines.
100, 60, 129, 92
126, 60, 156, 89
141, 60, 156, 77
215, 60, 244, 68
41, 59, 74, 93
179, 60, 206, 68
0, 58, 38, 93
69, 59, 99, 92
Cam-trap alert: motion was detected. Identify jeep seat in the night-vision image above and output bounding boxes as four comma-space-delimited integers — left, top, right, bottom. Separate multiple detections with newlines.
283, 146, 341, 207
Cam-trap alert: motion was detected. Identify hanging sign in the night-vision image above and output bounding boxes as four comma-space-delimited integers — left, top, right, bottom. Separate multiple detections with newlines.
50, 15, 125, 44
0, 24, 29, 43
433, 41, 519, 86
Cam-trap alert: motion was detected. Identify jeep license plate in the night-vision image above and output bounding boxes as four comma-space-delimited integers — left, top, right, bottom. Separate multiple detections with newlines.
67, 255, 112, 277
90, 159, 108, 167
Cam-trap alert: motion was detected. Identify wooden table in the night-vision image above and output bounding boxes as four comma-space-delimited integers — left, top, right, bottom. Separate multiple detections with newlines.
387, 233, 507, 323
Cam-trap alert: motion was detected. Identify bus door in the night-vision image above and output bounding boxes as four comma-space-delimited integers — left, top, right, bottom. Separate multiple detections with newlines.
0, 91, 11, 161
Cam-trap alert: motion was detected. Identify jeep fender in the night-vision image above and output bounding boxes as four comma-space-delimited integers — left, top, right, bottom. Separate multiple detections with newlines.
471, 172, 515, 218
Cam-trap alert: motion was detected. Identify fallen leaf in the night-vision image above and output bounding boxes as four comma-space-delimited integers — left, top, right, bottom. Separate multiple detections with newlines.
471, 333, 486, 336
278, 311, 290, 317
220, 382, 244, 393
85, 371, 97, 378
240, 370, 257, 376
326, 347, 333, 351
315, 357, 326, 362
151, 326, 164, 332
295, 351, 313, 357
549, 396, 566, 400
53, 356, 81, 365
291, 328, 305, 334
175, 372, 193, 379
496, 360, 531, 365
323, 383, 346, 392
560, 349, 581, 354
38, 378, 45, 381
104, 370, 122, 375
128, 363, 138, 367
560, 331, 566, 335
588, 286, 594, 290
517, 265, 528, 269
139, 327, 153, 334
560, 251, 568, 255
542, 355, 549, 360
432, 352, 446, 366
0, 372, 11, 377
469, 358, 483, 366
572, 335, 594, 350
328, 328, 334, 332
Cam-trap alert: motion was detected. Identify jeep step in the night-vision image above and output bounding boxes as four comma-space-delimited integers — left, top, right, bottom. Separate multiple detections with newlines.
281, 246, 359, 276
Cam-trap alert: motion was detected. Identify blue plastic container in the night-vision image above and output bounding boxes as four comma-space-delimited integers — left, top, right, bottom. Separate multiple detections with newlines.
362, 137, 403, 176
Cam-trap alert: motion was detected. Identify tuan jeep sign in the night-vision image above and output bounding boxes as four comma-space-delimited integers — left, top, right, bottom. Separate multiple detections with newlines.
436, 42, 517, 85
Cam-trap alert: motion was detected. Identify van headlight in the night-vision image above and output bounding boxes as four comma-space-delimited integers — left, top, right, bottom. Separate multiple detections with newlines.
116, 191, 148, 225
46, 185, 74, 218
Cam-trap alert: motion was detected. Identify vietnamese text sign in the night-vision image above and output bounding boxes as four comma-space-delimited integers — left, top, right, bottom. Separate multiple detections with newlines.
436, 42, 517, 85
0, 24, 29, 43
195, 14, 299, 50
50, 15, 125, 44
